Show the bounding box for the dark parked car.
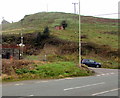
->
[81,59,101,68]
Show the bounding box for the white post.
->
[21,32,23,58]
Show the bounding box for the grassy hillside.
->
[2,12,79,42]
[80,16,118,68]
[2,12,118,48]
[2,12,119,69]
[81,16,118,49]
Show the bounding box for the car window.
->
[82,59,86,62]
[89,60,95,63]
[83,59,89,63]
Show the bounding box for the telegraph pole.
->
[78,0,81,67]
[72,3,78,14]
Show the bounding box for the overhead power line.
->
[94,13,120,16]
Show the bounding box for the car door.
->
[88,60,95,67]
[84,59,91,67]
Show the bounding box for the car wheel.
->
[96,65,100,68]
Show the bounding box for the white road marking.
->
[106,73,110,75]
[29,95,34,96]
[96,72,116,77]
[96,75,101,76]
[55,78,73,81]
[64,82,105,91]
[35,81,41,84]
[54,79,65,81]
[92,88,120,96]
[65,77,74,80]
[15,83,23,86]
[110,72,115,74]
[35,80,49,83]
[101,74,105,76]
[41,81,48,82]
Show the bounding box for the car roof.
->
[83,59,93,60]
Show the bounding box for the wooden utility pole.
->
[78,0,81,67]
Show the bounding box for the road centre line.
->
[64,82,105,91]
[92,88,120,96]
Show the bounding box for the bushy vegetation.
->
[35,26,50,46]
[61,20,68,30]
[2,59,34,75]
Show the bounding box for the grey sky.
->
[0,0,119,23]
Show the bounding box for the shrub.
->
[61,20,68,30]
[35,32,42,45]
[42,26,50,38]
[16,68,30,74]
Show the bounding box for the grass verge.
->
[2,61,94,82]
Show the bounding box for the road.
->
[2,68,119,97]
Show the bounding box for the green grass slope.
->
[2,12,118,48]
[2,12,79,42]
[81,16,118,49]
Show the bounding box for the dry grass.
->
[2,59,34,75]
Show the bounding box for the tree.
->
[42,26,50,38]
[35,32,42,46]
[61,20,68,30]
[35,27,50,46]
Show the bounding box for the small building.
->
[55,25,63,30]
[1,44,20,59]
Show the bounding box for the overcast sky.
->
[0,0,119,23]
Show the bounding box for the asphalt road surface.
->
[2,68,119,97]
